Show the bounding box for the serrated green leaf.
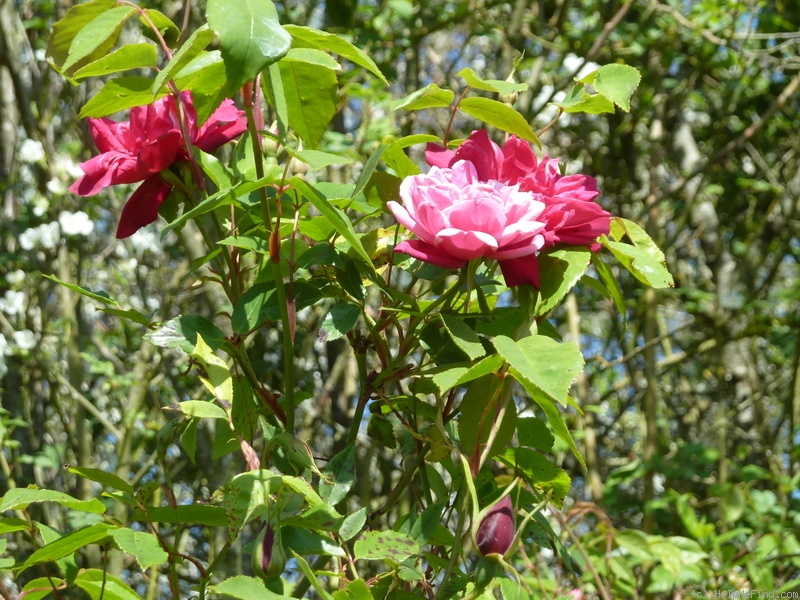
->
[353,530,419,562]
[332,579,372,600]
[72,43,157,80]
[0,488,106,514]
[555,84,615,115]
[191,335,233,404]
[291,178,374,267]
[43,274,117,306]
[593,64,641,112]
[457,68,527,95]
[20,523,116,571]
[206,0,291,94]
[68,466,133,494]
[457,375,516,458]
[140,9,180,47]
[389,83,454,111]
[440,314,485,360]
[320,445,355,505]
[516,417,555,452]
[493,335,584,405]
[74,569,140,600]
[47,0,116,70]
[319,304,361,342]
[279,59,337,148]
[109,528,168,570]
[535,247,592,316]
[367,414,396,449]
[61,6,136,73]
[210,575,292,599]
[285,47,341,70]
[339,507,368,542]
[429,353,504,395]
[498,447,571,507]
[79,76,170,119]
[152,25,217,95]
[166,400,227,419]
[458,97,540,146]
[145,314,227,354]
[284,24,387,84]
[294,149,354,171]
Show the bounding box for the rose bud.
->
[474,494,515,557]
[252,523,286,580]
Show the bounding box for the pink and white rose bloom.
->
[395,129,612,287]
[388,160,547,271]
[70,93,247,239]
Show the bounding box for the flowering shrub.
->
[0,1,672,599]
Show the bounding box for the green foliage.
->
[5,0,798,598]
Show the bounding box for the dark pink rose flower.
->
[388,160,546,269]
[412,130,611,286]
[475,495,515,557]
[70,94,248,238]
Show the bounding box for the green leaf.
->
[166,400,227,420]
[367,414,396,449]
[353,530,419,562]
[47,0,116,70]
[191,335,233,404]
[294,149,354,171]
[498,447,571,507]
[140,9,181,47]
[352,143,387,200]
[60,5,136,74]
[493,335,584,405]
[131,504,227,527]
[429,354,504,395]
[0,487,106,514]
[206,0,291,94]
[591,253,625,315]
[320,445,356,505]
[285,47,341,70]
[332,579,372,600]
[145,315,227,354]
[458,97,540,146]
[381,140,420,179]
[535,247,592,316]
[457,68,527,95]
[43,274,116,306]
[291,552,335,600]
[516,417,555,452]
[389,83,454,111]
[20,523,116,571]
[284,24,387,84]
[605,217,673,288]
[339,507,368,542]
[279,58,338,148]
[72,43,157,80]
[21,577,66,600]
[210,575,292,599]
[457,375,516,457]
[67,466,133,494]
[291,178,374,267]
[283,526,344,557]
[319,304,361,342]
[554,84,615,115]
[152,25,217,95]
[79,76,170,119]
[440,315,485,361]
[109,528,168,570]
[532,392,583,468]
[74,569,140,600]
[592,64,641,112]
[0,517,29,535]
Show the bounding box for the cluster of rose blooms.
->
[71,96,610,288]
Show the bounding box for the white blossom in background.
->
[47,178,67,195]
[13,329,36,350]
[59,211,94,237]
[18,139,45,164]
[6,270,25,285]
[0,290,26,316]
[19,222,60,250]
[562,53,600,81]
[129,228,163,254]
[34,48,46,62]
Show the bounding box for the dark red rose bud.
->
[475,495,515,557]
[252,523,286,580]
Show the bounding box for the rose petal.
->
[394,239,467,269]
[115,176,173,239]
[498,255,541,288]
